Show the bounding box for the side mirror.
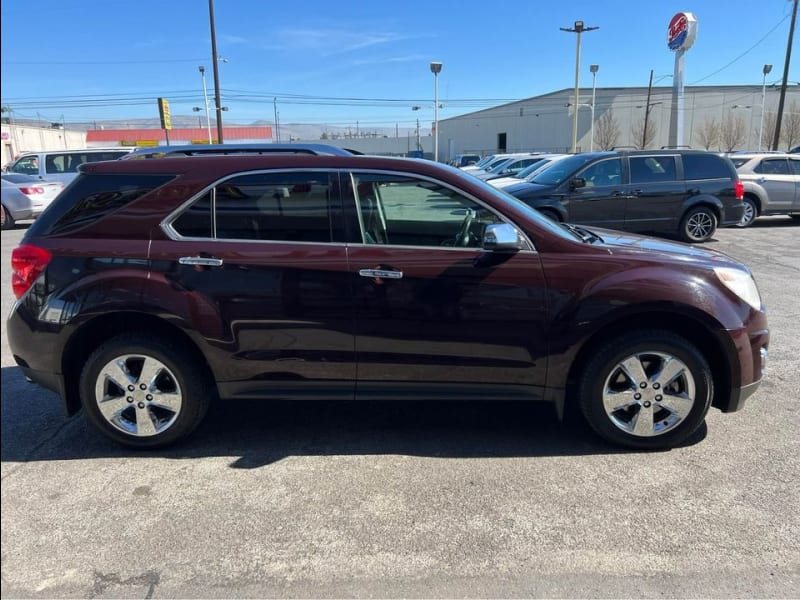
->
[570,177,586,190]
[482,223,526,252]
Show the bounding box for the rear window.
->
[682,154,733,180]
[26,173,174,236]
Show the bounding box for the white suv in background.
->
[5,148,133,185]
[730,152,800,227]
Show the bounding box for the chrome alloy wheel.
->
[738,200,756,227]
[686,211,715,241]
[602,351,696,437]
[94,354,183,437]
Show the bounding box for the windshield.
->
[513,159,549,179]
[449,167,583,243]
[530,154,603,185]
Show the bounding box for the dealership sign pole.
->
[667,12,697,148]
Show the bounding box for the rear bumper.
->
[720,203,744,226]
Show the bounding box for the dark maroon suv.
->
[7,149,769,449]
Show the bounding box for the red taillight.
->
[11,244,52,299]
[734,181,744,200]
[19,186,45,195]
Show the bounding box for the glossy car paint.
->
[507,151,743,233]
[7,155,767,422]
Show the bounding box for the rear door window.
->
[171,171,336,243]
[754,158,791,175]
[629,156,678,183]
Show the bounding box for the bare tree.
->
[696,118,721,150]
[720,113,746,152]
[781,100,800,151]
[594,109,620,150]
[631,116,657,150]
[758,111,778,151]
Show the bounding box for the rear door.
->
[344,170,550,401]
[624,154,685,232]
[755,158,796,210]
[150,169,356,401]
[790,157,800,209]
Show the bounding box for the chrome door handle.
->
[358,268,403,279]
[179,256,224,267]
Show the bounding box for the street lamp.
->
[589,64,599,151]
[430,61,443,162]
[560,20,599,153]
[197,66,213,144]
[759,64,773,151]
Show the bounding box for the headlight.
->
[714,267,762,310]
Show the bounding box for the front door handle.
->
[179,256,224,267]
[359,268,403,279]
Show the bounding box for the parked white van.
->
[4,148,133,184]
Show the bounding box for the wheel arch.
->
[61,311,217,415]
[564,309,736,416]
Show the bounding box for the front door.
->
[565,157,626,229]
[345,171,550,401]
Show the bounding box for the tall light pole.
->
[199,66,213,144]
[560,21,599,153]
[430,61,443,162]
[208,0,224,143]
[589,64,599,151]
[759,64,773,151]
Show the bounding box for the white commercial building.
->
[438,85,800,161]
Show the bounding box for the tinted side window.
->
[27,174,175,236]
[790,159,800,175]
[754,159,790,175]
[682,154,732,180]
[174,172,334,242]
[629,156,677,184]
[577,158,622,187]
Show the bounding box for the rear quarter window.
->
[682,154,734,180]
[26,173,175,236]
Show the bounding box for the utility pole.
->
[642,69,654,149]
[772,0,798,150]
[208,0,224,143]
[273,97,280,142]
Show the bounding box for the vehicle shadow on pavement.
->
[0,366,707,468]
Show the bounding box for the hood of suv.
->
[592,227,737,264]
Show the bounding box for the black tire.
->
[679,206,717,243]
[790,215,800,222]
[80,333,213,448]
[736,197,758,228]
[1,205,14,230]
[578,330,713,450]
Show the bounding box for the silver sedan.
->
[1,174,64,230]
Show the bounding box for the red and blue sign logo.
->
[668,12,697,51]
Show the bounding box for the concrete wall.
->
[1,125,86,165]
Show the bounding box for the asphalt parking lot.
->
[1,219,799,598]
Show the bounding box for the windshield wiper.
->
[560,222,603,244]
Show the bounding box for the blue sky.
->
[1,0,797,129]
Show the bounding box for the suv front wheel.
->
[80,333,212,448]
[578,330,713,450]
[680,206,718,243]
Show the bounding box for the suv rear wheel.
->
[680,206,717,243]
[80,334,212,448]
[737,197,758,228]
[578,330,712,450]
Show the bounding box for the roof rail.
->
[121,143,355,160]
[660,145,693,149]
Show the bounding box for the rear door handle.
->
[359,268,403,279]
[179,256,224,267]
